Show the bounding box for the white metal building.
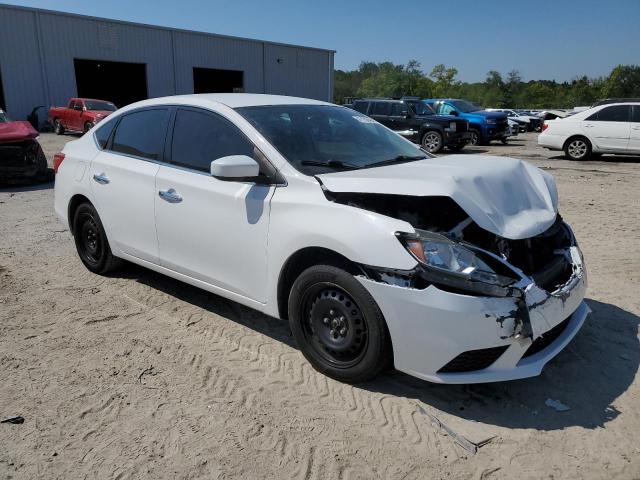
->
[0,4,335,122]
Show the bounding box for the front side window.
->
[390,103,406,116]
[236,104,428,175]
[111,109,169,160]
[587,105,630,122]
[632,105,640,123]
[170,108,255,173]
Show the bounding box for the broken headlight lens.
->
[397,229,517,293]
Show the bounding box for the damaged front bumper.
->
[357,245,589,384]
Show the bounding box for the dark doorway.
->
[193,67,243,93]
[74,59,148,108]
[0,66,6,111]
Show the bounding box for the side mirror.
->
[210,155,260,180]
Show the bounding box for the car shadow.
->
[549,154,640,163]
[118,262,638,431]
[0,171,54,190]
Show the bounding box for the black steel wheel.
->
[83,121,94,133]
[73,203,121,274]
[288,265,391,383]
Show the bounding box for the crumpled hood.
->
[317,155,559,240]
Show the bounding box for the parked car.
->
[423,99,509,145]
[487,109,543,132]
[54,94,589,384]
[0,108,48,181]
[538,102,640,160]
[351,98,471,153]
[48,98,117,135]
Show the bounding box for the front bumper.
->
[357,246,589,384]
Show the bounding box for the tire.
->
[469,129,482,146]
[83,121,94,133]
[72,203,122,274]
[421,130,444,153]
[564,136,591,161]
[54,119,65,135]
[288,265,391,383]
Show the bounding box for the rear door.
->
[154,107,275,302]
[582,105,631,150]
[369,102,393,127]
[89,108,170,263]
[388,102,411,132]
[629,105,640,152]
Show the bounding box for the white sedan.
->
[538,102,640,160]
[54,94,589,384]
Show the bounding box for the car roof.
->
[120,93,333,110]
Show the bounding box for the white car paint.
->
[538,102,640,155]
[54,93,589,384]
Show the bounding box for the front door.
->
[89,108,170,263]
[154,107,274,302]
[628,105,640,152]
[582,104,631,151]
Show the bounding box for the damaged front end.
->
[325,191,586,356]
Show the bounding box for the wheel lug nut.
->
[339,327,347,335]
[323,317,329,325]
[329,309,335,315]
[340,316,345,322]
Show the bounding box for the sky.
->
[4,0,640,82]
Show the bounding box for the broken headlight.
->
[397,229,517,296]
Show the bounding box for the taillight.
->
[542,122,549,132]
[53,152,65,173]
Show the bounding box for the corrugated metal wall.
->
[0,4,334,121]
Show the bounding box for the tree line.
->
[334,62,640,109]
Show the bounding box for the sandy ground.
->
[1,132,639,479]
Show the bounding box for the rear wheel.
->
[73,203,121,274]
[564,136,591,161]
[421,131,444,153]
[288,265,391,383]
[54,119,64,135]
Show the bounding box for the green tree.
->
[602,65,640,98]
[429,64,459,97]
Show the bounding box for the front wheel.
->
[288,265,391,383]
[564,137,591,161]
[421,131,444,153]
[73,203,122,274]
[469,129,482,146]
[54,119,64,135]
[83,121,94,133]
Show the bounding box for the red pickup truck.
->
[48,98,117,135]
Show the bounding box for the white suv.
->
[54,94,589,384]
[538,102,640,160]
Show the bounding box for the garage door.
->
[74,58,148,108]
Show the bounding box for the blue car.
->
[423,99,509,145]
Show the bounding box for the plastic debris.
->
[545,398,570,412]
[418,405,495,454]
[1,416,25,424]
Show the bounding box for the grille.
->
[437,345,509,373]
[0,140,38,168]
[522,317,570,358]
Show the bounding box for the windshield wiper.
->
[301,160,360,170]
[368,155,427,168]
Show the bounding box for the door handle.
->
[92,173,110,184]
[583,124,594,128]
[632,126,640,130]
[158,188,183,203]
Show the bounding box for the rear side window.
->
[587,105,630,122]
[352,101,369,114]
[631,106,640,122]
[111,109,170,160]
[94,117,117,149]
[438,103,457,115]
[170,108,254,173]
[371,102,391,115]
[390,103,406,116]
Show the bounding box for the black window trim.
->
[96,104,285,185]
[586,104,632,122]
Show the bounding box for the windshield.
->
[236,105,430,175]
[450,100,483,113]
[84,100,117,111]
